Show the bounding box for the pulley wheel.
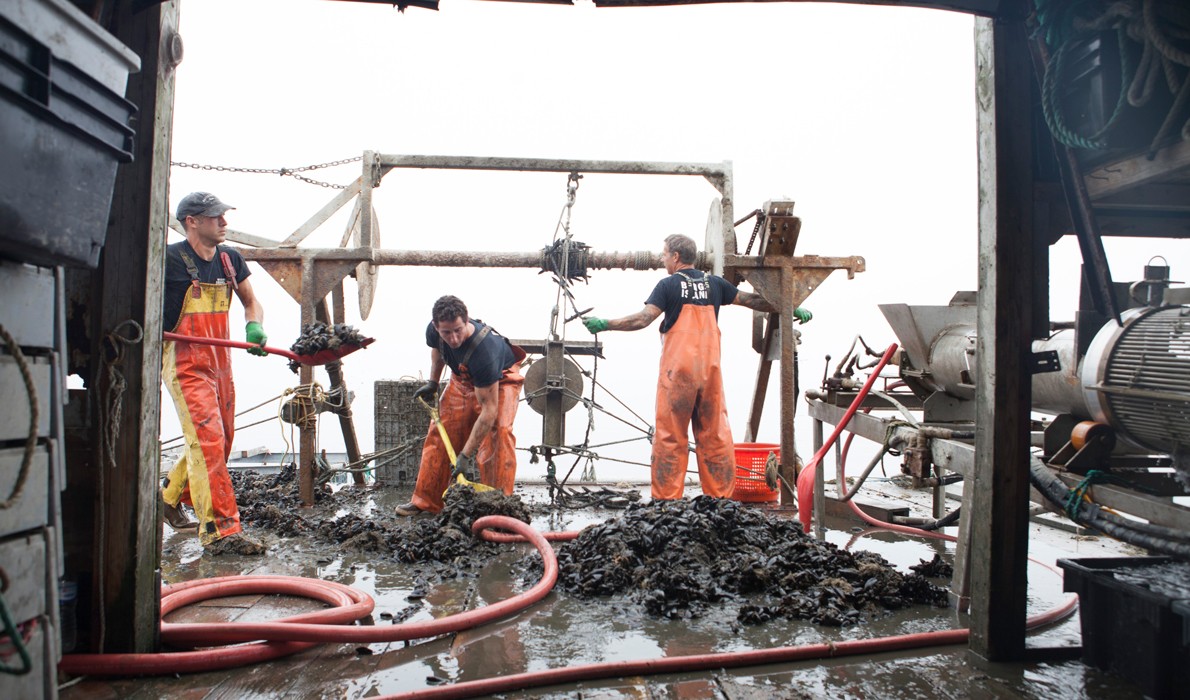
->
[346,199,380,321]
[523,357,584,416]
[1071,421,1116,451]
[703,197,724,276]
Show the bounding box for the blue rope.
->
[1063,468,1129,520]
[1033,0,1137,149]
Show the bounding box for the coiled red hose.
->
[60,515,556,675]
[61,475,1077,696]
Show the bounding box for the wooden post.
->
[299,259,317,506]
[778,266,798,506]
[317,298,364,485]
[69,1,178,653]
[967,13,1034,661]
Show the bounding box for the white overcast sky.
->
[162,0,1186,480]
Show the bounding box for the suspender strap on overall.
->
[458,325,492,367]
[179,250,202,299]
[180,246,238,295]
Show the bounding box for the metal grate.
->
[1102,308,1190,454]
[373,380,432,485]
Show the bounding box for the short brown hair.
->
[663,234,697,264]
[431,295,469,324]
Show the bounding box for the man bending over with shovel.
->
[397,295,526,516]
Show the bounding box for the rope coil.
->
[0,324,38,510]
[1035,0,1190,154]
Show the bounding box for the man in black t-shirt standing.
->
[396,295,526,516]
[582,234,811,501]
[160,192,269,555]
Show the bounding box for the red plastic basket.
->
[730,443,780,503]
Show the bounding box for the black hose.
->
[1029,456,1190,560]
[919,507,963,531]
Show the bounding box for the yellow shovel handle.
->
[418,396,456,466]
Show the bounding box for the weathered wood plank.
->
[76,0,178,654]
[1084,137,1190,200]
[967,15,1034,661]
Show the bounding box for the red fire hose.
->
[60,515,555,675]
[61,468,1078,695]
[797,343,899,532]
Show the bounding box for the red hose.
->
[60,515,556,676]
[59,576,368,675]
[479,528,579,544]
[61,491,1078,694]
[378,423,1080,700]
[797,343,899,532]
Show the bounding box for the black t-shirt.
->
[163,241,250,331]
[645,268,738,333]
[424,320,517,388]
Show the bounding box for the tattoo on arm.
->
[734,291,777,313]
[611,305,662,331]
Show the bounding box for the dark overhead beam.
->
[1093,184,1190,214]
[1084,138,1190,200]
[592,0,1002,15]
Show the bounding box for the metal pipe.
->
[376,154,731,179]
[239,247,674,271]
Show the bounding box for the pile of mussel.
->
[286,321,368,371]
[538,496,950,625]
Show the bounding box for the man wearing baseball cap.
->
[160,192,268,555]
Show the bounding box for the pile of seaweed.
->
[230,466,530,569]
[531,495,950,626]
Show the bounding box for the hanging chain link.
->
[171,156,363,189]
[547,172,584,340]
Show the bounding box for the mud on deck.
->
[59,471,1147,699]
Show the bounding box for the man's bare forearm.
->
[734,291,777,314]
[608,308,658,331]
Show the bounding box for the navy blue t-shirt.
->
[425,320,517,388]
[163,241,250,332]
[645,269,738,333]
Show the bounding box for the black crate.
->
[1059,557,1190,700]
[0,13,136,268]
[374,380,437,485]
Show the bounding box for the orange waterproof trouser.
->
[411,366,524,513]
[651,304,735,500]
[161,282,242,545]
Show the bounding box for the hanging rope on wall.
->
[1034,0,1190,155]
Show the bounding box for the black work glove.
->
[451,452,479,482]
[412,380,439,404]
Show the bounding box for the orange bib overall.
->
[651,304,735,500]
[410,364,524,513]
[161,277,242,545]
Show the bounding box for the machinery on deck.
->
[805,260,1190,592]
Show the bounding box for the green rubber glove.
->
[245,321,268,356]
[794,307,812,324]
[583,317,609,334]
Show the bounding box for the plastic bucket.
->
[731,443,780,503]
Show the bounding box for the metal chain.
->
[171,156,362,189]
[547,172,583,340]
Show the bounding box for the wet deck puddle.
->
[103,472,1147,699]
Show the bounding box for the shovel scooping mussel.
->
[415,396,495,495]
[163,333,373,366]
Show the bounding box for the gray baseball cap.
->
[176,192,235,220]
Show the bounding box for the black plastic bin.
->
[1059,557,1190,700]
[0,12,137,268]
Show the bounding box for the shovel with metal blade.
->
[416,396,495,495]
[163,332,374,366]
